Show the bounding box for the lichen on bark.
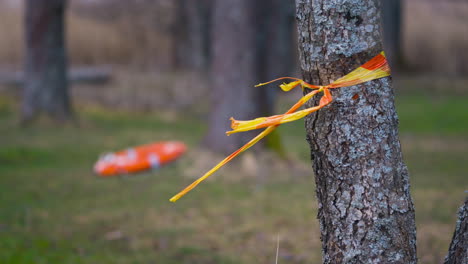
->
[444,198,468,264]
[295,0,417,263]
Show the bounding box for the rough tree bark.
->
[22,0,72,123]
[444,198,468,264]
[381,0,403,70]
[296,1,417,263]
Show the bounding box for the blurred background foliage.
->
[0,0,467,263]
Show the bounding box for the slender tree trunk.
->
[203,0,258,154]
[172,0,212,71]
[295,1,417,263]
[22,0,72,123]
[254,0,296,154]
[204,0,295,154]
[381,0,403,70]
[444,198,468,264]
[254,0,296,117]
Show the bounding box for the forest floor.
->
[0,80,467,263]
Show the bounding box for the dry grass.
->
[70,70,211,115]
[0,4,22,68]
[0,2,175,68]
[66,13,133,66]
[404,1,468,75]
[1,1,468,75]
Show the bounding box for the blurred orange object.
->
[94,141,187,177]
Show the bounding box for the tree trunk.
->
[444,198,468,264]
[203,0,258,154]
[295,1,417,263]
[254,0,296,117]
[172,0,212,71]
[204,0,295,154]
[253,0,296,154]
[22,0,72,123]
[381,0,403,70]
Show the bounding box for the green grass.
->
[396,94,468,135]
[0,94,467,263]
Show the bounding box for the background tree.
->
[254,0,296,154]
[21,0,72,123]
[295,0,417,262]
[254,0,296,117]
[172,0,212,71]
[381,0,403,70]
[203,0,258,154]
[204,0,295,154]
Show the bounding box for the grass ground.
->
[0,90,467,263]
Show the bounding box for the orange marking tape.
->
[170,52,391,202]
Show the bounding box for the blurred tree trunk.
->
[22,0,72,123]
[172,0,212,71]
[203,0,257,154]
[254,0,296,117]
[204,0,295,154]
[254,0,296,154]
[381,0,403,70]
[444,198,467,264]
[296,0,417,263]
